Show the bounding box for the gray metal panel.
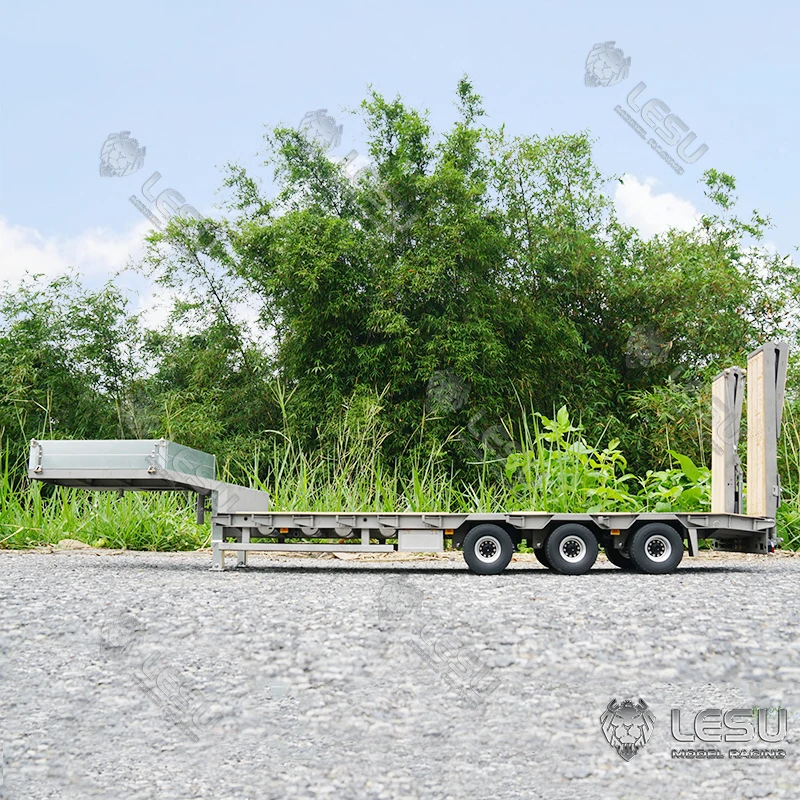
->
[29,438,216,484]
[30,438,157,472]
[680,513,774,533]
[212,483,271,514]
[29,439,271,520]
[161,440,216,480]
[504,514,553,530]
[589,513,639,530]
[30,468,214,493]
[398,530,444,552]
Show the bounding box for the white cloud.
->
[613,174,700,239]
[0,215,152,285]
[0,215,192,337]
[0,215,269,347]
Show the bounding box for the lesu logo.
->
[584,41,709,176]
[671,708,788,743]
[601,700,790,761]
[626,82,708,165]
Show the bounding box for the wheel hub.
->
[475,535,501,563]
[644,534,672,563]
[560,535,586,562]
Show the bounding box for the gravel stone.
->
[2,549,799,799]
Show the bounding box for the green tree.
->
[137,78,798,475]
[0,274,143,469]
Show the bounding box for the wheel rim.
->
[644,534,672,563]
[475,535,502,564]
[559,535,586,563]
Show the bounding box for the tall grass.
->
[2,405,799,551]
[777,403,800,549]
[0,472,208,550]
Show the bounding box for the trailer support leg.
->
[687,528,699,557]
[236,528,251,568]
[211,512,225,572]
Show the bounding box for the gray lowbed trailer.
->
[28,343,789,576]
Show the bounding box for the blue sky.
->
[1,0,798,317]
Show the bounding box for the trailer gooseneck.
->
[28,343,789,576]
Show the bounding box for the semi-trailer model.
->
[28,343,789,576]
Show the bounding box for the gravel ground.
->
[2,547,800,800]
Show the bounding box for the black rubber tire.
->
[627,523,684,574]
[463,524,515,575]
[604,544,636,570]
[533,547,553,569]
[544,524,598,575]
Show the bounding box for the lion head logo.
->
[600,698,656,761]
[624,325,673,369]
[298,109,343,151]
[99,131,146,177]
[376,576,424,621]
[585,41,631,88]
[425,370,469,415]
